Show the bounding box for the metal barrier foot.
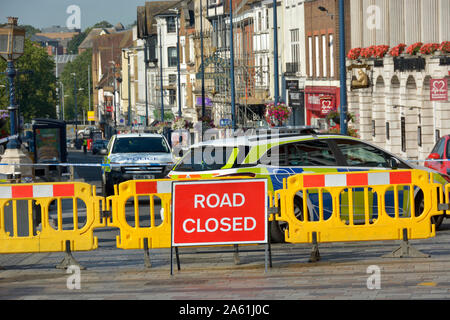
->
[308,232,321,263]
[143,238,151,269]
[56,241,85,270]
[383,229,430,259]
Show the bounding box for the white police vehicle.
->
[102,133,174,196]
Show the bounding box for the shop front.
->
[304,86,340,130]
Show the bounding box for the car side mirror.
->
[388,157,399,170]
[428,153,441,160]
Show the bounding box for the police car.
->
[168,130,449,242]
[102,133,174,196]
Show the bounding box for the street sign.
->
[220,118,232,126]
[171,179,268,247]
[430,78,448,101]
[87,111,95,121]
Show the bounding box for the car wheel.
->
[270,196,303,243]
[414,190,444,230]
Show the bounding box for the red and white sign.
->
[430,78,448,101]
[320,96,334,115]
[172,179,267,247]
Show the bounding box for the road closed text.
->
[194,193,245,208]
[172,180,267,246]
[183,217,257,233]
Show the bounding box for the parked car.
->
[102,133,174,196]
[91,139,109,155]
[169,130,449,242]
[425,135,450,177]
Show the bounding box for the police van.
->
[102,133,174,196]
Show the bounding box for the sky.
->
[0,0,149,31]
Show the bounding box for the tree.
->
[21,24,41,37]
[0,38,57,124]
[59,49,93,123]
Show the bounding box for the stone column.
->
[439,0,450,42]
[404,0,421,45]
[421,0,439,43]
[350,0,363,48]
[362,0,375,47]
[358,88,373,141]
[419,91,435,159]
[372,81,386,147]
[374,0,389,45]
[388,0,404,46]
[385,82,401,155]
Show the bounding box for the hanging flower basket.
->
[154,121,171,134]
[264,102,292,127]
[198,116,215,130]
[171,116,193,130]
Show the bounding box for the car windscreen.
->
[173,146,237,171]
[112,137,170,153]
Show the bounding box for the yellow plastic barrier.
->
[106,179,173,250]
[0,182,105,254]
[272,169,442,244]
[106,177,253,251]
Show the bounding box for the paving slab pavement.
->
[2,220,450,303]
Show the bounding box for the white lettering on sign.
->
[194,193,245,208]
[182,217,256,233]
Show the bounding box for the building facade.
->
[347,0,450,160]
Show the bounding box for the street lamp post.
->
[0,17,25,150]
[0,17,32,180]
[159,27,164,122]
[229,0,236,130]
[176,10,182,118]
[71,73,78,139]
[110,61,118,132]
[200,0,206,118]
[144,38,150,126]
[272,0,280,105]
[338,0,348,135]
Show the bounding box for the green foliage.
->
[67,30,91,54]
[59,48,93,122]
[67,21,112,54]
[92,21,113,28]
[153,109,174,122]
[21,25,41,37]
[0,38,57,122]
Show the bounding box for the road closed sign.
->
[172,179,268,246]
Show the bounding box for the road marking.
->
[417,282,437,287]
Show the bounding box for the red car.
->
[425,135,450,178]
